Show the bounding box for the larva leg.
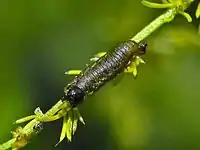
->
[65,70,82,75]
[90,52,106,62]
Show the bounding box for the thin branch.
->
[132,0,194,42]
[0,100,66,150]
[131,8,176,42]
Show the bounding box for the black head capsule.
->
[137,42,147,56]
[64,86,85,107]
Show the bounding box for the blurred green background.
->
[0,0,200,150]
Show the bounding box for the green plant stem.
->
[0,100,65,150]
[0,139,16,150]
[131,8,177,43]
[131,0,194,42]
[0,0,195,149]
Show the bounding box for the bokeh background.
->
[0,0,200,150]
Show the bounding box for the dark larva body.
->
[64,40,146,107]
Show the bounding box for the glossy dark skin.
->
[64,40,147,107]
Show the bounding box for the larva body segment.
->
[64,40,147,107]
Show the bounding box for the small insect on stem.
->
[64,40,147,107]
[33,123,43,134]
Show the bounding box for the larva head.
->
[65,86,85,107]
[137,42,147,56]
